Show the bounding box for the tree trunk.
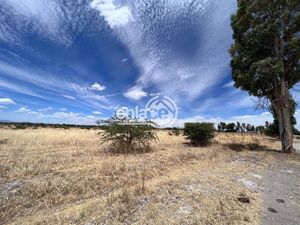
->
[272,80,295,154]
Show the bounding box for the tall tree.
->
[230,0,300,153]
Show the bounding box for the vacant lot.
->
[0,128,296,225]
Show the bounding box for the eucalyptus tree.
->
[230,0,300,153]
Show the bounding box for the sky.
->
[0,0,299,128]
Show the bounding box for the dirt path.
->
[262,152,300,225]
[293,140,300,154]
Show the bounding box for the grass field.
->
[0,128,281,225]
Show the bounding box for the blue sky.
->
[0,0,299,127]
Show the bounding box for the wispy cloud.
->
[1,0,91,46]
[90,0,236,105]
[12,106,103,125]
[0,98,15,105]
[93,111,102,115]
[222,81,234,88]
[0,60,65,91]
[124,86,148,101]
[38,107,53,112]
[1,0,63,44]
[15,107,31,113]
[0,59,113,111]
[0,79,43,98]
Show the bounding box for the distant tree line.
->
[217,122,259,133]
[0,122,101,130]
[217,120,300,137]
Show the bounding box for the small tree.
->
[220,122,227,131]
[98,117,158,154]
[226,123,236,132]
[265,122,279,138]
[256,125,266,133]
[184,122,215,146]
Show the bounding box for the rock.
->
[176,206,192,215]
[238,193,250,203]
[268,207,278,213]
[276,199,285,203]
[238,178,260,191]
[250,173,262,179]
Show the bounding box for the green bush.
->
[184,122,215,146]
[99,117,158,154]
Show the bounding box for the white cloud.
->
[90,0,133,28]
[52,112,81,119]
[93,111,102,115]
[0,60,68,93]
[16,107,31,113]
[62,95,76,100]
[90,82,106,91]
[0,79,43,98]
[124,86,148,101]
[0,105,6,109]
[0,98,15,105]
[1,0,90,46]
[60,108,67,111]
[2,0,63,44]
[0,59,113,111]
[38,107,53,112]
[222,81,234,88]
[0,61,106,111]
[91,0,236,105]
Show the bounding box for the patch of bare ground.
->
[0,128,285,224]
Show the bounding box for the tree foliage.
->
[98,117,158,154]
[230,0,300,153]
[184,123,215,146]
[230,0,300,95]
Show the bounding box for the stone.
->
[238,193,250,203]
[268,207,278,213]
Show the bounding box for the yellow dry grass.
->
[0,128,280,225]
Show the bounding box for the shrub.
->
[14,124,27,130]
[99,117,158,154]
[168,127,181,136]
[184,122,215,146]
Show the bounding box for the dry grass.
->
[0,128,280,225]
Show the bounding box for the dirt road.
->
[262,148,300,225]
